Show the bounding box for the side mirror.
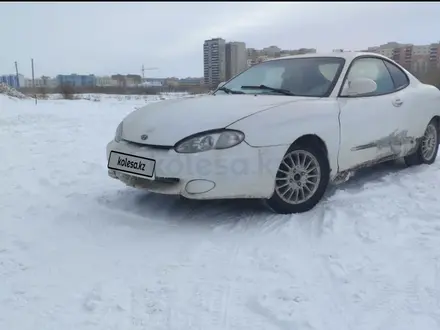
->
[217,81,226,88]
[342,78,377,96]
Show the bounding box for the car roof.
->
[265,51,390,62]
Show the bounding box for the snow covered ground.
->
[1,94,440,330]
[41,92,191,101]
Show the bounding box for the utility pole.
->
[14,61,19,85]
[31,58,35,88]
[31,58,37,105]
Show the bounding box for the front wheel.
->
[265,144,330,214]
[404,119,439,166]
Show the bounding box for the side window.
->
[383,60,409,90]
[346,57,395,95]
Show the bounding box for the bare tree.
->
[36,87,48,100]
[420,67,440,88]
[59,84,76,100]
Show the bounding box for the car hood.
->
[121,94,318,146]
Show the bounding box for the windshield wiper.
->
[240,84,296,96]
[217,86,245,94]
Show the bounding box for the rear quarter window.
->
[383,60,409,90]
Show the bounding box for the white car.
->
[106,52,440,214]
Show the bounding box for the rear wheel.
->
[265,144,330,214]
[404,119,439,166]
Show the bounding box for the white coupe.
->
[106,52,440,214]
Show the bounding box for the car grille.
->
[123,139,173,150]
[113,171,181,193]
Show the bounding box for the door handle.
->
[392,98,403,107]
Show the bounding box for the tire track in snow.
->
[129,284,171,330]
[220,244,240,330]
[4,96,440,330]
[157,238,246,329]
[246,296,298,330]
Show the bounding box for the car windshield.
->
[218,56,345,97]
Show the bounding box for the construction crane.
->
[141,65,159,79]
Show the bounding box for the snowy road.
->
[1,94,440,330]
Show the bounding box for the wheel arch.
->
[291,134,329,164]
[420,116,440,139]
[266,133,331,214]
[432,115,440,131]
[404,115,440,166]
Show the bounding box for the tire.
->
[265,143,330,214]
[404,119,439,166]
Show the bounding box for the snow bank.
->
[44,91,200,102]
[0,83,29,99]
[1,94,440,330]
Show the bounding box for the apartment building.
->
[246,48,258,61]
[245,46,317,67]
[366,42,401,58]
[411,45,430,76]
[261,46,281,57]
[288,48,317,55]
[365,41,440,77]
[178,77,203,86]
[110,74,142,87]
[259,45,317,57]
[24,76,57,88]
[429,42,440,69]
[203,38,226,87]
[96,76,118,87]
[0,74,25,89]
[225,41,247,80]
[57,74,96,87]
[142,78,165,87]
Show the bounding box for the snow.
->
[0,83,29,99]
[1,93,440,330]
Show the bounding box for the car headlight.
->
[114,122,123,142]
[174,129,245,153]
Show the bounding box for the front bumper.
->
[106,139,287,199]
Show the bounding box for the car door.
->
[382,59,418,137]
[337,56,412,172]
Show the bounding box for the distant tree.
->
[59,83,76,100]
[36,87,48,99]
[41,75,50,85]
[420,68,440,88]
[126,74,142,85]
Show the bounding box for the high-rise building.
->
[246,48,258,61]
[411,45,430,77]
[245,46,316,67]
[57,74,96,87]
[203,38,226,87]
[429,42,440,69]
[0,74,24,89]
[225,41,247,80]
[261,46,281,57]
[365,41,440,76]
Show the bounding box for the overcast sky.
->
[1,2,440,79]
